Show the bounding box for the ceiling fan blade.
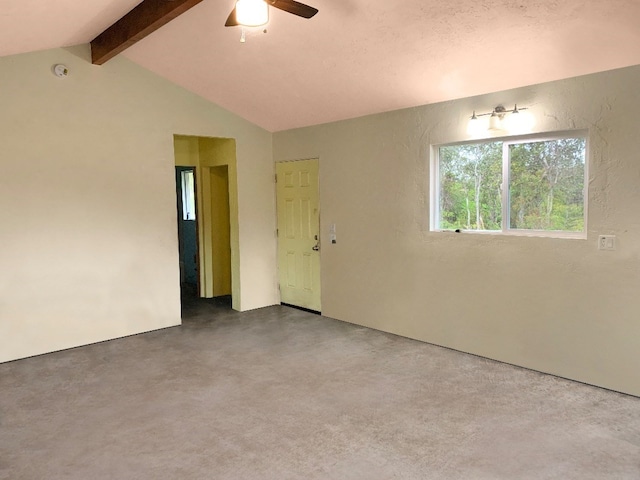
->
[267,0,318,19]
[225,7,239,26]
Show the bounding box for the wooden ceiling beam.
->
[90,0,204,65]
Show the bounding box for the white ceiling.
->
[2,0,640,132]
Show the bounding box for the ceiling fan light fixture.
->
[236,0,269,27]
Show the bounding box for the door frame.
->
[174,135,241,310]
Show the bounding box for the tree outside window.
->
[434,133,587,236]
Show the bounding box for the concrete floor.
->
[1,297,639,479]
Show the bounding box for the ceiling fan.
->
[225,0,318,27]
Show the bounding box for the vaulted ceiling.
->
[2,0,640,132]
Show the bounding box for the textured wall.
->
[273,65,640,397]
[0,45,278,362]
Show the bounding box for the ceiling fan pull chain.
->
[240,27,246,43]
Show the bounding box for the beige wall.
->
[0,45,278,363]
[273,65,640,397]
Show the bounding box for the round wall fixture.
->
[53,64,69,78]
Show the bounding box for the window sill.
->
[432,229,587,240]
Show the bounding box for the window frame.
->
[430,130,589,239]
[180,169,197,221]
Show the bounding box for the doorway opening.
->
[174,135,240,311]
[209,165,232,300]
[175,167,199,299]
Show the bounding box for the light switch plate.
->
[598,235,616,251]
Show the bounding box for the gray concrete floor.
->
[1,296,639,479]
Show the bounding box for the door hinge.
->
[275,173,278,183]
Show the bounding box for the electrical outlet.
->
[598,235,616,251]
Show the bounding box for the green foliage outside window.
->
[437,136,586,233]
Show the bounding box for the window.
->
[432,132,587,237]
[181,170,196,221]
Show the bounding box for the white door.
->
[276,159,321,311]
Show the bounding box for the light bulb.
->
[506,109,535,133]
[236,0,269,27]
[489,112,503,131]
[467,112,484,137]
